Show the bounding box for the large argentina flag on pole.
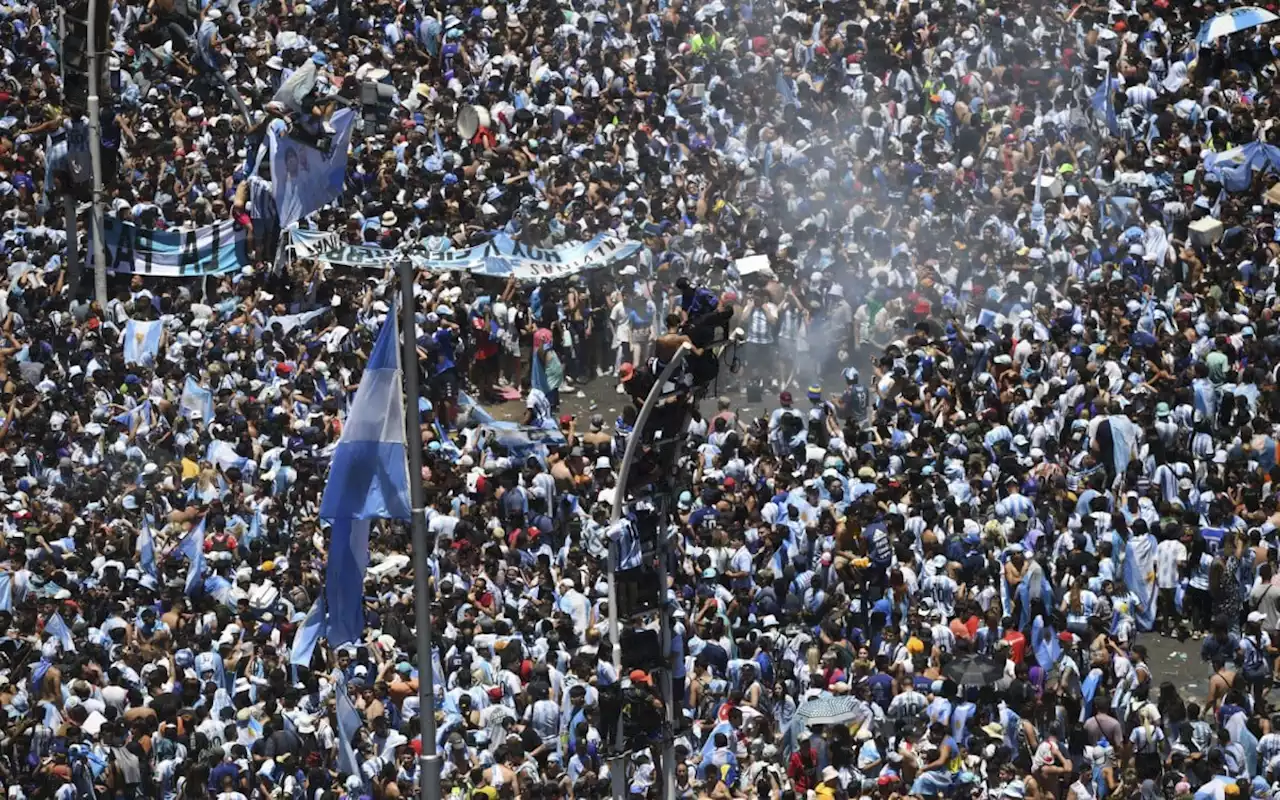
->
[318,311,412,645]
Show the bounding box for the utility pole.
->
[64,0,110,306]
[398,258,441,800]
[56,9,82,299]
[86,0,108,308]
[655,500,677,800]
[608,344,691,800]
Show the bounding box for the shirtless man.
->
[655,313,704,363]
[1204,657,1238,716]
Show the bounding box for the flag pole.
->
[399,257,441,800]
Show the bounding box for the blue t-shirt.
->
[431,329,455,374]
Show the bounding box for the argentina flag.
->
[138,517,158,578]
[113,401,153,430]
[291,593,327,668]
[335,670,364,777]
[1091,66,1119,136]
[45,613,76,652]
[318,311,411,646]
[178,518,208,597]
[123,319,164,366]
[180,376,215,422]
[319,312,411,521]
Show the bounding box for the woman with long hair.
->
[1186,532,1214,638]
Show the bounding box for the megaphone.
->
[456,105,492,139]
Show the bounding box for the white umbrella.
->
[794,696,866,726]
[1198,6,1279,45]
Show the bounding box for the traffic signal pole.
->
[86,0,108,308]
[608,343,691,800]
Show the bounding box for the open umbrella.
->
[794,696,867,727]
[1197,6,1279,45]
[943,654,1004,686]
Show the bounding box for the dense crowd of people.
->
[8,0,1280,798]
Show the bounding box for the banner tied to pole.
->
[309,231,641,282]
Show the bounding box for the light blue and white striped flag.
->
[205,440,251,473]
[335,670,363,777]
[245,509,263,547]
[291,593,327,668]
[265,307,328,336]
[178,518,207,597]
[324,519,371,646]
[319,312,411,520]
[123,319,164,366]
[138,518,158,578]
[180,376,215,422]
[317,310,411,648]
[45,613,76,652]
[113,401,153,430]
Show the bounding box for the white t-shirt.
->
[1155,540,1187,590]
[525,389,552,428]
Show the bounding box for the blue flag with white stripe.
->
[205,440,251,473]
[246,509,263,547]
[317,311,411,649]
[113,401,153,430]
[123,319,164,366]
[324,518,371,646]
[0,571,10,612]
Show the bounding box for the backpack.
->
[1243,635,1269,682]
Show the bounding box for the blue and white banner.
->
[270,108,357,229]
[1197,6,1279,45]
[98,217,249,277]
[288,228,342,258]
[316,232,641,282]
